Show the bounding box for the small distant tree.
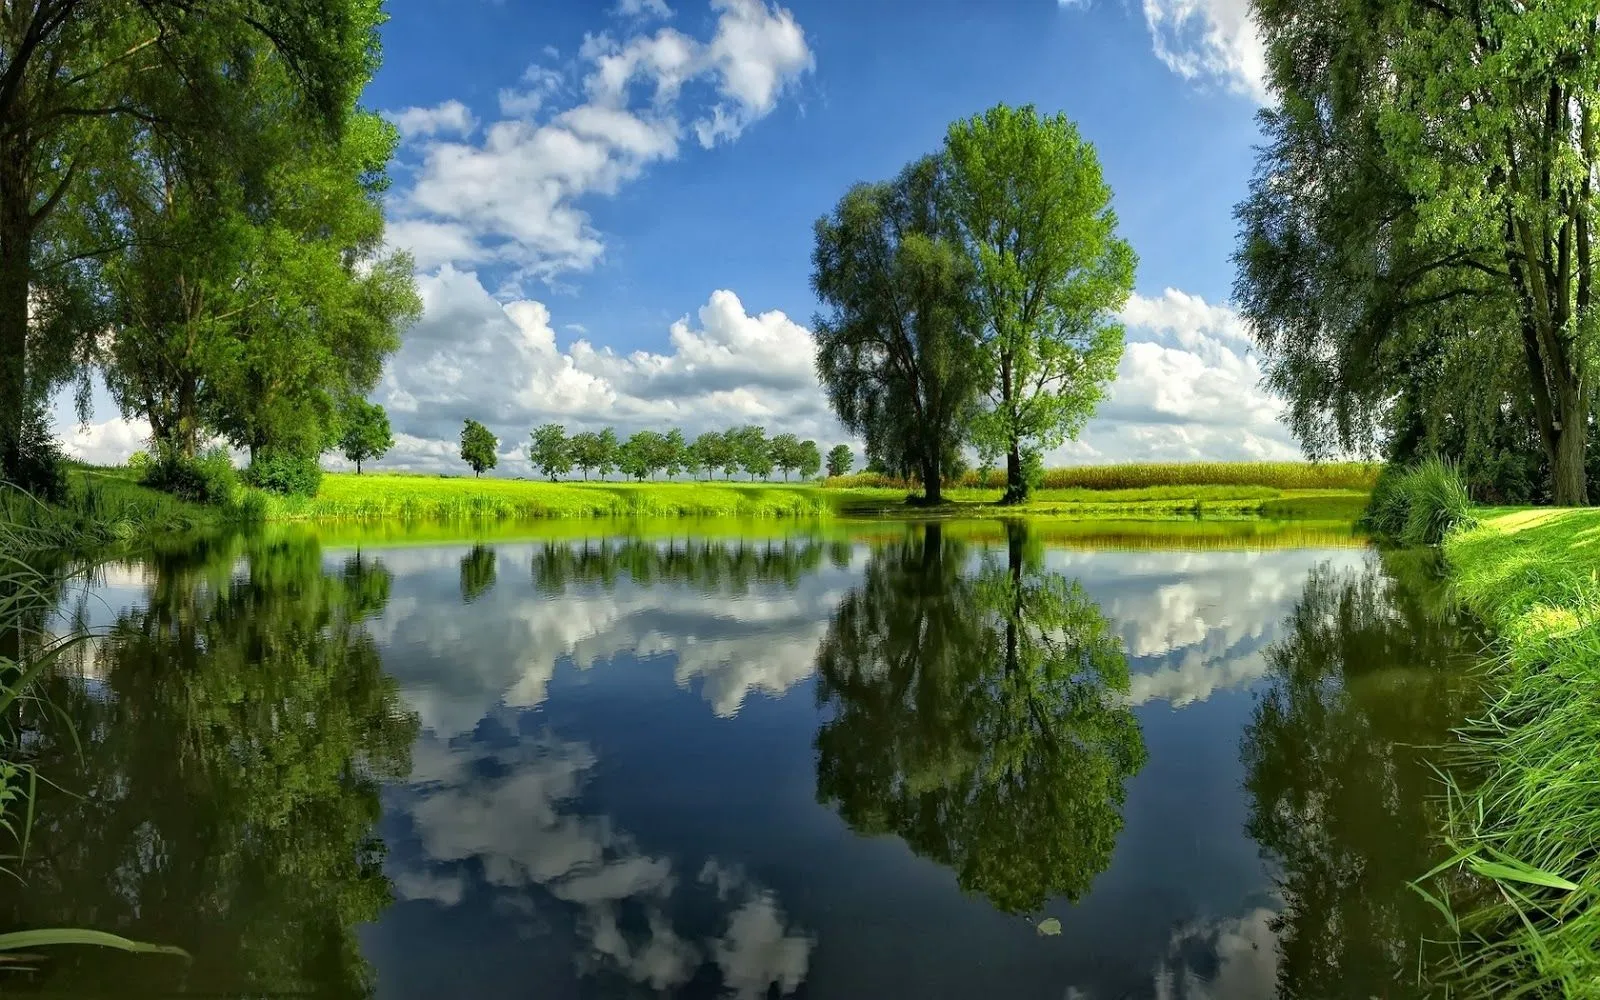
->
[733,425,772,480]
[339,399,393,474]
[689,431,725,480]
[595,428,620,479]
[663,429,687,480]
[460,419,498,478]
[797,440,823,480]
[570,431,602,480]
[770,433,802,481]
[826,444,854,478]
[530,423,572,481]
[617,436,650,481]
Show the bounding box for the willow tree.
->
[1237,1,1600,505]
[0,1,387,489]
[812,156,983,504]
[943,105,1134,503]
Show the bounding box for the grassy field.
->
[826,460,1381,492]
[47,462,1378,531]
[269,473,830,521]
[1432,508,1600,995]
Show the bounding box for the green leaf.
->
[1035,917,1062,937]
[0,929,189,959]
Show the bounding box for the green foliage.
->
[459,544,497,602]
[141,445,240,506]
[828,461,1380,492]
[1362,459,1477,545]
[825,444,854,478]
[796,439,822,481]
[663,429,687,479]
[943,104,1135,503]
[459,420,498,478]
[246,449,323,498]
[338,399,393,474]
[1433,510,1600,995]
[1,407,68,503]
[1236,0,1600,504]
[732,425,773,480]
[813,156,985,503]
[0,1,395,487]
[530,424,572,481]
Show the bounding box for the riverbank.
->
[1436,508,1600,995]
[47,462,1375,538]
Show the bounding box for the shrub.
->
[1362,457,1476,545]
[246,450,323,497]
[1,407,67,502]
[141,444,239,505]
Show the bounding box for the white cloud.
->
[1141,0,1269,103]
[616,0,674,18]
[1055,288,1300,465]
[56,415,150,466]
[385,99,479,140]
[385,0,813,284]
[371,270,840,474]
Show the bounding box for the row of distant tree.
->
[457,420,856,482]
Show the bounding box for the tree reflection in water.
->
[814,521,1147,914]
[0,531,418,998]
[1240,550,1482,999]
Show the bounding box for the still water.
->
[10,520,1481,999]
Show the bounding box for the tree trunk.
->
[1551,395,1589,506]
[0,141,31,482]
[921,452,942,505]
[1001,444,1025,504]
[356,459,362,474]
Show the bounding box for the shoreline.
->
[1433,509,1600,994]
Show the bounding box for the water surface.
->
[9,519,1482,998]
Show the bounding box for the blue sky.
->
[58,0,1293,472]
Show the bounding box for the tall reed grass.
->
[1363,458,1477,545]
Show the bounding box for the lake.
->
[8,518,1484,999]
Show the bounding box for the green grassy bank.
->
[1435,509,1600,996]
[46,461,1375,534]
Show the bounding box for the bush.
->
[246,450,323,497]
[1,408,68,502]
[140,444,239,505]
[1361,457,1476,545]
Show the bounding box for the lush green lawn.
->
[1434,508,1600,995]
[828,484,1369,520]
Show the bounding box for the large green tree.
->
[814,523,1146,913]
[530,423,572,480]
[1236,1,1600,505]
[0,1,389,489]
[943,105,1134,503]
[813,157,984,504]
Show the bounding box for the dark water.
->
[7,520,1483,999]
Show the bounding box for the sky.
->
[54,0,1293,474]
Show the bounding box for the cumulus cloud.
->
[56,415,151,466]
[1140,0,1269,103]
[1055,288,1299,465]
[371,269,839,474]
[385,0,813,283]
[384,99,479,140]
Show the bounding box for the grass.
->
[828,484,1370,521]
[826,460,1381,492]
[272,473,831,521]
[1428,508,1600,997]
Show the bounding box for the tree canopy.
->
[339,398,393,474]
[1235,0,1600,504]
[0,1,412,492]
[944,105,1134,502]
[459,419,497,477]
[813,156,984,503]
